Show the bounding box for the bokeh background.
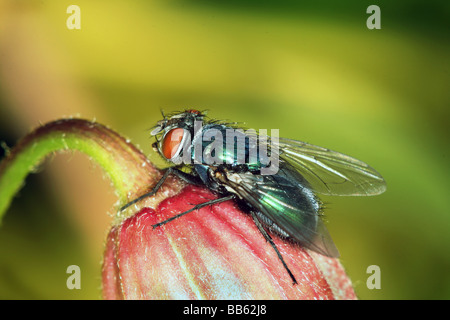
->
[0,0,449,299]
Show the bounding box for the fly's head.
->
[151,109,205,163]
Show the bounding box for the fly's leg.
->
[119,167,203,212]
[251,211,298,285]
[152,195,235,228]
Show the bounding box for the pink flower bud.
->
[102,184,356,300]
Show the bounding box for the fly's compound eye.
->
[161,128,188,160]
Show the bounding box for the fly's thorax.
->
[197,165,246,198]
[191,124,277,171]
[153,114,280,175]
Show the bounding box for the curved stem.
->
[0,119,159,224]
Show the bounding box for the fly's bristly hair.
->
[205,117,248,131]
[163,109,206,118]
[151,109,247,136]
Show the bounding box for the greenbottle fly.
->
[120,110,386,284]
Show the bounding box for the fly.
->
[120,109,386,284]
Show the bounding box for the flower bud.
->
[102,185,356,300]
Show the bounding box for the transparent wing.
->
[225,169,340,258]
[275,137,386,196]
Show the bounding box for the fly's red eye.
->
[162,128,185,159]
[186,109,201,115]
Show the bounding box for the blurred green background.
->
[0,0,449,299]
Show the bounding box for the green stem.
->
[0,119,159,224]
